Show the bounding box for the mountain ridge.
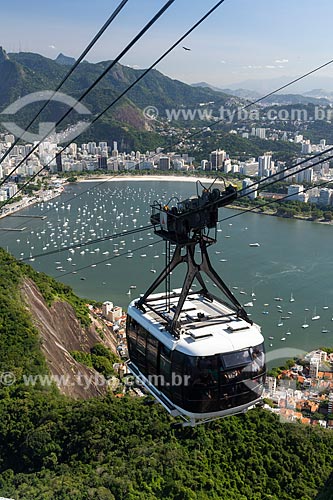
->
[0,49,231,148]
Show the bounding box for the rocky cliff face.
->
[21,278,116,399]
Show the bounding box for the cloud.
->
[275,58,289,64]
[220,60,226,64]
[48,44,56,50]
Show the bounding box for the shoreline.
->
[0,187,64,220]
[76,174,225,185]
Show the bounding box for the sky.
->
[2,0,333,91]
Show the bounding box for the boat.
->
[302,318,309,328]
[268,336,274,340]
[277,320,283,327]
[244,301,254,307]
[311,308,320,321]
[274,297,283,302]
[249,243,260,247]
[322,328,329,333]
[289,293,295,303]
[280,337,286,341]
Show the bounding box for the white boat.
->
[280,337,286,341]
[302,319,309,328]
[249,243,260,247]
[311,308,320,321]
[244,301,254,307]
[289,293,295,303]
[322,328,329,333]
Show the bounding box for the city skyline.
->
[2,0,333,90]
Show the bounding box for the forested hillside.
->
[0,247,333,500]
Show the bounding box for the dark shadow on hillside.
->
[315,472,333,500]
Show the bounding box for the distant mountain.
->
[192,81,225,93]
[0,49,230,148]
[302,88,333,100]
[226,75,333,95]
[192,80,329,104]
[55,53,76,66]
[221,88,261,100]
[257,93,330,105]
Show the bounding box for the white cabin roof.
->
[128,292,263,357]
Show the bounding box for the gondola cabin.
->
[126,291,266,426]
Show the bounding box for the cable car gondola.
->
[126,184,266,426]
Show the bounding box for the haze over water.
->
[1,179,333,362]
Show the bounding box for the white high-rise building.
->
[301,140,312,154]
[287,184,304,201]
[296,168,313,184]
[201,160,208,170]
[258,154,271,177]
[255,128,266,139]
[242,178,258,199]
[318,188,332,206]
[102,301,113,317]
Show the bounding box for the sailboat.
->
[289,292,295,303]
[311,307,320,321]
[302,318,309,329]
